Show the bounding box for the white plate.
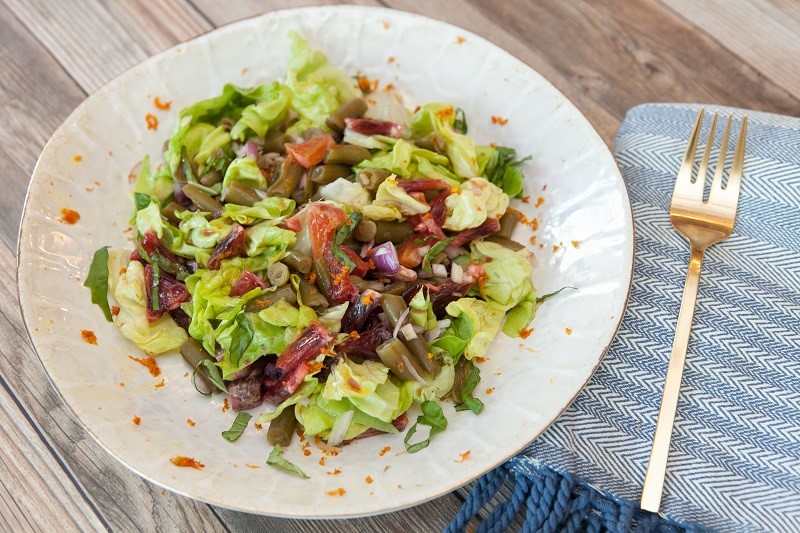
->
[17,6,633,518]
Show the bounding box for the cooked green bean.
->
[182,183,223,218]
[325,97,368,131]
[450,357,469,403]
[497,212,519,239]
[267,158,304,198]
[380,294,441,375]
[243,285,297,312]
[352,219,377,243]
[349,275,384,292]
[267,262,290,287]
[359,168,391,192]
[413,132,445,153]
[263,131,290,154]
[324,145,371,166]
[224,182,261,206]
[373,220,414,244]
[282,251,312,274]
[162,201,186,225]
[199,170,222,187]
[383,281,409,296]
[299,279,327,309]
[485,235,526,251]
[309,164,351,185]
[377,338,429,382]
[180,338,216,393]
[266,406,297,447]
[292,173,315,205]
[313,261,333,299]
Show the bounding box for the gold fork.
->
[640,108,748,513]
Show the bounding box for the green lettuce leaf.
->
[478,145,530,198]
[230,81,291,140]
[221,156,266,195]
[502,286,537,336]
[318,178,371,208]
[222,196,295,226]
[316,302,349,333]
[413,361,455,403]
[411,103,479,178]
[443,177,509,231]
[361,176,430,221]
[432,310,472,362]
[244,221,296,259]
[109,260,188,354]
[408,289,437,330]
[356,139,450,179]
[133,156,173,209]
[442,298,505,360]
[470,240,533,311]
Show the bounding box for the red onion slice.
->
[370,241,400,275]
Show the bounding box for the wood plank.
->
[467,0,800,122]
[661,0,800,103]
[0,372,106,532]
[0,4,226,531]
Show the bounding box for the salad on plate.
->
[85,33,540,473]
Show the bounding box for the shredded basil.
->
[150,263,161,311]
[404,401,448,453]
[482,146,531,198]
[228,313,254,368]
[422,237,454,273]
[193,359,227,393]
[537,286,575,305]
[267,446,310,478]
[332,212,361,270]
[453,107,468,134]
[83,246,113,321]
[432,311,473,362]
[454,360,484,415]
[134,192,151,212]
[222,412,252,442]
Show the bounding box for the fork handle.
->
[641,246,705,513]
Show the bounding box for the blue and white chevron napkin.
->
[451,104,800,532]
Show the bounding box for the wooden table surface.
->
[3,1,799,531]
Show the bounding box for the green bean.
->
[267,262,290,287]
[352,219,377,243]
[309,164,352,185]
[373,220,414,244]
[182,184,223,219]
[383,281,409,296]
[380,294,441,375]
[313,261,333,299]
[324,145,371,166]
[359,168,391,192]
[218,117,234,132]
[497,212,519,239]
[292,174,315,205]
[266,406,297,447]
[299,279,328,309]
[267,158,304,198]
[325,97,368,131]
[180,339,216,394]
[224,182,261,206]
[282,251,312,274]
[377,338,429,382]
[413,132,445,153]
[485,235,526,251]
[349,275,384,293]
[263,131,290,154]
[199,170,222,187]
[162,202,186,226]
[243,285,297,312]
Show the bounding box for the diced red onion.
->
[418,245,431,256]
[400,323,418,340]
[432,264,447,277]
[245,141,260,160]
[424,327,442,342]
[327,410,354,447]
[451,262,464,283]
[371,241,400,275]
[392,307,411,339]
[173,182,191,207]
[444,245,466,260]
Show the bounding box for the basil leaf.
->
[332,213,361,270]
[453,107,468,134]
[267,446,310,478]
[221,412,252,442]
[134,240,190,281]
[150,263,161,311]
[454,360,484,415]
[194,359,227,393]
[404,401,448,453]
[536,286,575,305]
[422,237,454,273]
[83,246,112,321]
[228,313,254,367]
[134,192,152,212]
[432,312,473,362]
[483,145,531,198]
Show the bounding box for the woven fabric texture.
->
[451,104,800,532]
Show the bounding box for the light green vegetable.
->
[135,202,167,238]
[84,246,112,321]
[258,298,317,328]
[355,139,450,179]
[221,412,252,442]
[443,177,509,231]
[109,260,188,354]
[230,81,291,140]
[194,126,231,172]
[133,155,173,208]
[413,361,455,403]
[318,178,371,208]
[222,197,295,225]
[361,176,430,221]
[317,302,349,333]
[411,103,480,178]
[408,289,437,330]
[477,145,530,198]
[267,446,309,478]
[404,400,447,453]
[221,157,266,195]
[244,221,296,259]
[470,240,534,311]
[501,286,537,337]
[174,210,232,252]
[443,298,505,360]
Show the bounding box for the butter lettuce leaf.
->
[470,240,533,311]
[411,103,479,178]
[442,298,505,360]
[223,196,295,226]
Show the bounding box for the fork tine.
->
[695,111,718,186]
[726,115,748,196]
[709,113,733,194]
[678,108,705,181]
